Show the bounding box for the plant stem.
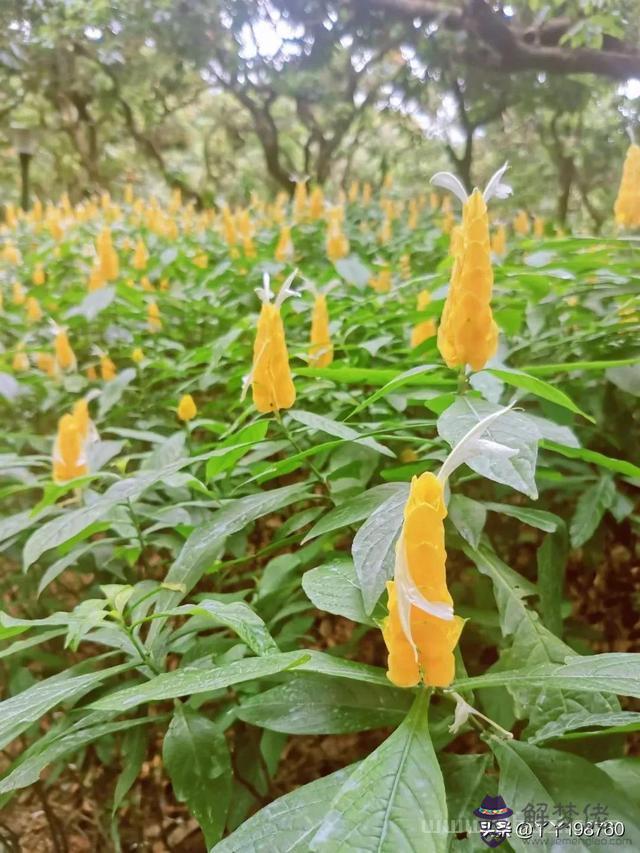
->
[273,410,327,488]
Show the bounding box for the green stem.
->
[273,410,327,488]
[124,624,163,676]
[126,498,147,568]
[457,367,469,395]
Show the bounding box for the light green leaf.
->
[91,650,391,712]
[486,368,593,421]
[491,738,640,851]
[287,409,394,458]
[147,483,310,650]
[543,440,640,479]
[24,456,207,569]
[97,368,137,418]
[453,653,640,699]
[0,663,130,750]
[438,398,539,498]
[537,526,568,636]
[302,483,407,543]
[302,558,376,625]
[189,598,279,656]
[352,486,408,614]
[334,255,371,287]
[531,710,640,744]
[212,766,356,853]
[482,502,560,532]
[310,691,448,852]
[448,495,486,549]
[205,421,269,480]
[0,716,149,796]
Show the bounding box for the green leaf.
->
[482,502,560,532]
[0,628,66,660]
[188,598,279,655]
[163,703,231,848]
[296,366,453,389]
[537,526,568,636]
[302,483,407,543]
[287,409,394,458]
[440,753,493,824]
[453,653,640,699]
[0,716,149,796]
[521,357,640,376]
[302,558,375,625]
[490,738,640,851]
[352,486,408,614]
[24,456,207,569]
[598,758,640,803]
[212,766,356,852]
[570,476,616,547]
[543,440,640,479]
[147,483,310,650]
[334,255,371,287]
[111,725,149,817]
[346,365,441,418]
[205,421,269,479]
[463,542,618,732]
[237,674,412,734]
[486,368,593,421]
[97,368,137,418]
[65,285,115,320]
[0,663,130,750]
[448,495,486,549]
[91,650,392,712]
[310,691,448,852]
[531,710,640,744]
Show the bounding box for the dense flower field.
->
[1,163,639,850]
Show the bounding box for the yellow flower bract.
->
[382,473,464,688]
[437,189,498,372]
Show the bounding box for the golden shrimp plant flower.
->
[26,296,42,323]
[410,290,436,348]
[178,393,197,422]
[147,301,161,333]
[133,237,149,271]
[431,164,511,373]
[53,326,77,371]
[382,405,517,688]
[309,288,334,368]
[246,272,298,414]
[32,263,45,286]
[275,225,293,263]
[53,414,88,483]
[614,143,640,228]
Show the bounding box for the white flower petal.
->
[473,438,518,459]
[275,268,300,308]
[437,403,515,483]
[430,172,468,206]
[256,272,273,304]
[394,534,418,661]
[448,694,474,734]
[483,162,512,202]
[394,533,455,663]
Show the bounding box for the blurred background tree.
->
[0,0,639,225]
